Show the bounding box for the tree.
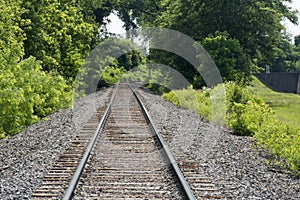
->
[270,32,295,72]
[145,0,297,64]
[201,32,252,83]
[295,35,300,47]
[115,0,298,86]
[0,0,25,66]
[21,0,96,81]
[78,0,114,37]
[292,35,300,72]
[0,0,71,138]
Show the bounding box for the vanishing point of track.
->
[31,83,223,199]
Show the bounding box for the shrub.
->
[0,57,72,139]
[145,83,170,95]
[254,120,300,173]
[97,65,126,88]
[162,91,179,105]
[162,88,211,119]
[228,101,274,136]
[224,81,264,111]
[162,81,300,174]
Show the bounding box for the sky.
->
[106,13,125,35]
[107,1,300,40]
[284,1,300,40]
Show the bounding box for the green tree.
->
[147,0,297,64]
[292,35,300,71]
[201,32,252,83]
[0,0,25,66]
[270,33,296,72]
[0,0,71,138]
[295,35,300,47]
[117,0,298,86]
[78,0,114,38]
[21,0,95,81]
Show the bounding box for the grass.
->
[251,77,300,129]
[163,80,300,173]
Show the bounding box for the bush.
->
[162,81,300,174]
[162,88,211,120]
[226,83,300,173]
[224,81,264,111]
[0,57,72,138]
[162,91,179,105]
[145,83,170,94]
[254,120,300,173]
[97,65,126,88]
[228,101,274,136]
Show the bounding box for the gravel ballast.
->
[0,85,299,199]
[137,87,300,200]
[0,87,112,199]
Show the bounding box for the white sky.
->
[284,1,300,40]
[106,13,125,35]
[107,1,300,40]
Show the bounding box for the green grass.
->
[163,80,300,173]
[252,77,300,129]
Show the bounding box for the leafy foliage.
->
[21,0,95,81]
[254,121,300,172]
[162,89,211,120]
[75,39,146,95]
[163,81,300,174]
[117,0,298,85]
[0,0,25,64]
[98,65,126,87]
[201,32,252,83]
[270,33,297,72]
[0,58,72,137]
[0,0,71,138]
[228,101,274,136]
[291,35,300,72]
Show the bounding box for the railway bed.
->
[31,83,222,199]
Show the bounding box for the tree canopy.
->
[0,0,299,137]
[21,0,96,81]
[0,0,72,137]
[109,0,299,84]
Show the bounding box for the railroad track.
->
[31,83,223,199]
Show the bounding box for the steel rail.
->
[129,84,196,200]
[62,85,119,200]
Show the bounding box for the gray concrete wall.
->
[255,73,300,94]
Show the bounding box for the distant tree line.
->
[109,0,299,85]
